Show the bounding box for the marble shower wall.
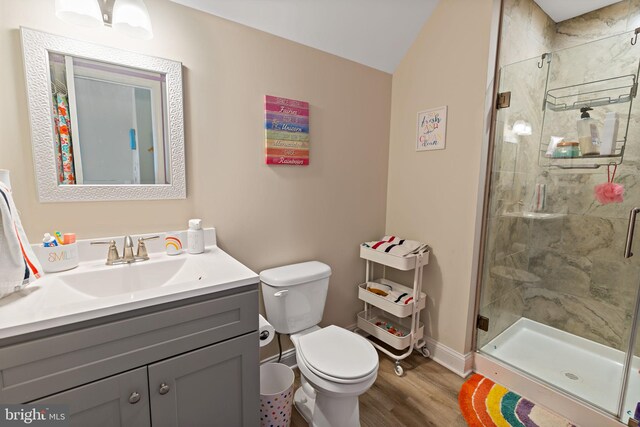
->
[478,0,640,351]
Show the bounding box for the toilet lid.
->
[297,325,378,380]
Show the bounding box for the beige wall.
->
[386,0,495,354]
[0,0,392,357]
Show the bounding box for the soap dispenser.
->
[577,107,599,156]
[188,219,205,254]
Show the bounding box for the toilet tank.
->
[260,261,332,335]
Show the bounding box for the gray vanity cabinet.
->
[0,286,260,427]
[35,367,150,427]
[148,333,259,427]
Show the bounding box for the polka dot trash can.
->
[260,363,294,427]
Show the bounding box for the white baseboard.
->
[425,337,473,378]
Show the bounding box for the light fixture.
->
[55,0,103,27]
[113,0,154,40]
[512,120,532,136]
[503,123,518,144]
[54,0,153,40]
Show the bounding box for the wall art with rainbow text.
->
[265,95,309,166]
[416,105,447,152]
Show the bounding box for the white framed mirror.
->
[21,27,186,202]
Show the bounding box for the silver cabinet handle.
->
[625,208,640,258]
[159,383,170,395]
[128,392,141,404]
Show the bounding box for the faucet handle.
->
[136,235,159,260]
[91,240,120,265]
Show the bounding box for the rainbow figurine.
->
[164,233,183,256]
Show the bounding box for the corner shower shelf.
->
[539,71,638,170]
[544,74,637,112]
[355,246,430,376]
[502,211,566,220]
[544,150,625,169]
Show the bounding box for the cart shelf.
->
[358,279,426,318]
[359,246,430,271]
[357,307,424,351]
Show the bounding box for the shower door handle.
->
[624,208,640,258]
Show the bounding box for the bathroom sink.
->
[59,257,195,298]
[0,229,259,341]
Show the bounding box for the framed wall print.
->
[416,106,447,151]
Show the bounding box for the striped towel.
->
[362,235,429,257]
[388,290,413,305]
[0,182,42,299]
[366,284,414,305]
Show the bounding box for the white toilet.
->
[260,261,379,427]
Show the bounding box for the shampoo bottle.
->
[188,219,204,254]
[600,112,619,155]
[577,107,599,156]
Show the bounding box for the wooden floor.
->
[290,351,468,427]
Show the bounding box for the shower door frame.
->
[471,2,639,426]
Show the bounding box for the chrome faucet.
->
[92,235,159,265]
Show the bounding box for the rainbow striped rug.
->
[459,374,576,427]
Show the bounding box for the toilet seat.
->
[297,325,378,384]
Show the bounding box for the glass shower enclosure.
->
[476,30,640,424]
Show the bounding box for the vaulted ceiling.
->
[170,0,625,73]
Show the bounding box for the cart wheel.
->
[419,346,430,358]
[394,362,403,377]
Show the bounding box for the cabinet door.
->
[34,367,150,427]
[148,332,259,427]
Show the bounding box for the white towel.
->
[0,183,42,299]
[362,235,430,257]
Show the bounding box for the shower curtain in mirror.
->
[53,92,75,185]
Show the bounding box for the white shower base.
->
[481,318,640,423]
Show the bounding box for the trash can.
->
[260,363,295,427]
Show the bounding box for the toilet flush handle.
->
[274,290,289,297]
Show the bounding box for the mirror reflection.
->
[48,53,169,185]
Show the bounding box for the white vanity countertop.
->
[0,229,259,341]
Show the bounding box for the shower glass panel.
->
[477,30,640,419]
[622,300,640,425]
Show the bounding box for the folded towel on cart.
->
[387,290,413,305]
[362,235,429,257]
[366,284,414,305]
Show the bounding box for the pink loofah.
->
[594,164,624,205]
[594,182,624,204]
